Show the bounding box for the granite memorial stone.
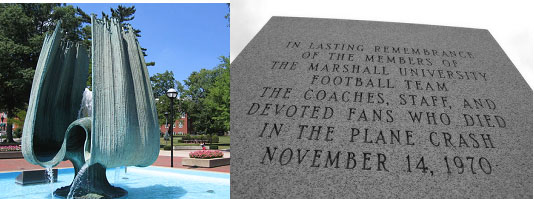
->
[230,17,532,198]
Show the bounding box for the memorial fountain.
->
[21,16,159,198]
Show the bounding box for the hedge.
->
[181,134,219,143]
[163,145,172,150]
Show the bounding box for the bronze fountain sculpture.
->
[22,16,159,198]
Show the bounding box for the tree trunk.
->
[5,119,15,143]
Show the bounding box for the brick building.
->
[159,113,189,135]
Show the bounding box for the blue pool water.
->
[0,166,229,199]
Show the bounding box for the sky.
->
[231,0,533,88]
[71,3,230,84]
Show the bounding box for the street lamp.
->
[166,88,178,167]
[164,112,169,144]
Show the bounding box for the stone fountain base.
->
[15,169,58,185]
[54,164,127,199]
[54,186,127,199]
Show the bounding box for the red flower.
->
[189,150,224,159]
[0,145,21,152]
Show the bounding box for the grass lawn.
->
[160,137,182,145]
[218,135,230,144]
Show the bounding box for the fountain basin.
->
[0,166,229,199]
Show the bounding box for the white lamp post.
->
[166,88,178,167]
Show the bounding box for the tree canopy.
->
[0,3,86,142]
[181,56,230,135]
[79,5,155,88]
[150,56,230,135]
[0,3,154,142]
[1,3,228,142]
[150,70,183,126]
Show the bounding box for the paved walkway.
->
[0,150,230,173]
[158,149,231,158]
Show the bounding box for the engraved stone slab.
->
[230,17,532,198]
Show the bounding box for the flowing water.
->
[123,166,129,180]
[77,88,93,119]
[66,164,90,199]
[114,167,120,184]
[45,167,54,198]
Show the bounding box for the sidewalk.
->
[0,150,230,173]
[158,149,230,158]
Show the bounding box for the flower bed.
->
[0,145,21,152]
[0,145,23,159]
[189,150,223,159]
[181,157,230,168]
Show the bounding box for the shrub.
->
[13,128,22,138]
[211,135,219,143]
[163,145,172,150]
[189,150,223,159]
[181,135,219,143]
[184,134,192,141]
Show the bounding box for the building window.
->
[181,113,186,118]
[178,120,184,128]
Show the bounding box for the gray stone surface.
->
[230,16,532,198]
[15,169,58,185]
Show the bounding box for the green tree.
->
[8,108,27,132]
[150,71,183,126]
[182,56,230,135]
[182,69,215,134]
[0,4,157,142]
[203,56,230,134]
[0,3,86,142]
[151,71,178,98]
[77,5,155,88]
[224,3,230,27]
[87,5,153,61]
